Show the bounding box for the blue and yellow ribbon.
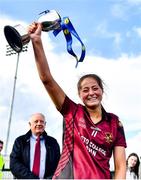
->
[53,17,86,68]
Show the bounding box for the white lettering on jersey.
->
[80,135,106,157]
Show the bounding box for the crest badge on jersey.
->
[104,132,113,144]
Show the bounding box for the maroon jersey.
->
[53,96,127,179]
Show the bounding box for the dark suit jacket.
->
[10,130,60,179]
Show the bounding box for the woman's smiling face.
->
[78,77,103,109]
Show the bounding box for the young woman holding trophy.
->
[28,22,127,179]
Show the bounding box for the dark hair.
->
[0,140,3,144]
[126,153,140,178]
[77,74,104,92]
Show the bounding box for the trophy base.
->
[4,26,23,53]
[4,25,30,53]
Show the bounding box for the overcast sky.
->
[0,0,141,164]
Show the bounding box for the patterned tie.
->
[32,136,40,177]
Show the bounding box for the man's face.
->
[29,113,46,136]
[0,143,3,153]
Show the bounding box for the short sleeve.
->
[114,120,127,148]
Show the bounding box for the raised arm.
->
[28,23,66,111]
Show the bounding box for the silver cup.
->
[4,10,61,53]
